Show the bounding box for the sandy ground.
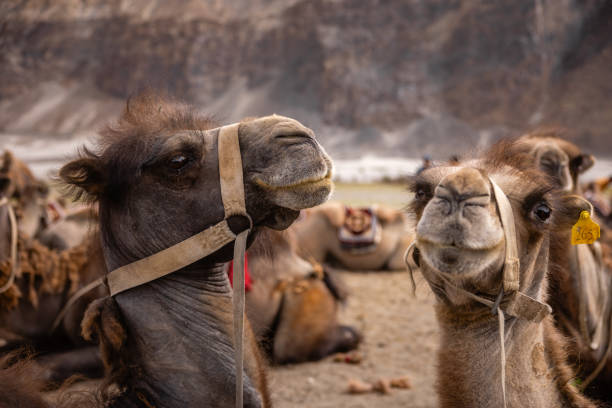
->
[267,183,441,407]
[268,271,439,408]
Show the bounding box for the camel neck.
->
[435,305,565,408]
[112,264,265,408]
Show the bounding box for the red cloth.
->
[227,253,252,291]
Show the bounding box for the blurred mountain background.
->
[1,0,611,171]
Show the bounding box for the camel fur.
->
[410,146,597,407]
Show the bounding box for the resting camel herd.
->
[0,94,611,408]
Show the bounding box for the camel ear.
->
[554,194,593,231]
[571,154,595,175]
[59,157,106,200]
[321,202,346,228]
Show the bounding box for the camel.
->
[292,201,414,271]
[0,153,106,382]
[0,92,334,408]
[244,228,361,364]
[493,132,612,401]
[493,128,595,193]
[37,206,97,251]
[408,147,596,407]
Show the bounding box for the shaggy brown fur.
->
[0,351,104,408]
[0,236,90,310]
[62,91,216,205]
[81,297,126,402]
[542,318,597,407]
[0,352,53,408]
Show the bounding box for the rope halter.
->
[0,196,18,295]
[405,176,552,408]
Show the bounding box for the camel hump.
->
[319,201,347,228]
[374,204,404,223]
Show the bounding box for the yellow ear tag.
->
[571,210,600,245]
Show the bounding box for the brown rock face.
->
[1,0,610,156]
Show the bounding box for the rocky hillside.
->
[1,0,611,158]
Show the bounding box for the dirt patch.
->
[268,270,439,408]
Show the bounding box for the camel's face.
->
[517,136,595,193]
[533,143,573,191]
[240,115,333,216]
[411,163,562,304]
[414,166,506,290]
[60,110,332,268]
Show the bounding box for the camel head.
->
[409,158,590,307]
[60,94,333,270]
[0,150,49,238]
[491,130,595,193]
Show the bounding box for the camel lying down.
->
[292,201,414,271]
[409,146,596,407]
[245,228,361,364]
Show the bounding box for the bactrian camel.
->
[407,145,596,408]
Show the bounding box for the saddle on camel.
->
[0,92,334,408]
[338,206,382,252]
[293,201,414,271]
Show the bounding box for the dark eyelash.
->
[522,188,552,214]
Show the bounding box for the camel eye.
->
[168,154,189,170]
[415,188,427,200]
[534,203,551,222]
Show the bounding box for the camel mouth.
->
[253,170,333,191]
[258,172,333,212]
[416,236,504,252]
[417,239,504,276]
